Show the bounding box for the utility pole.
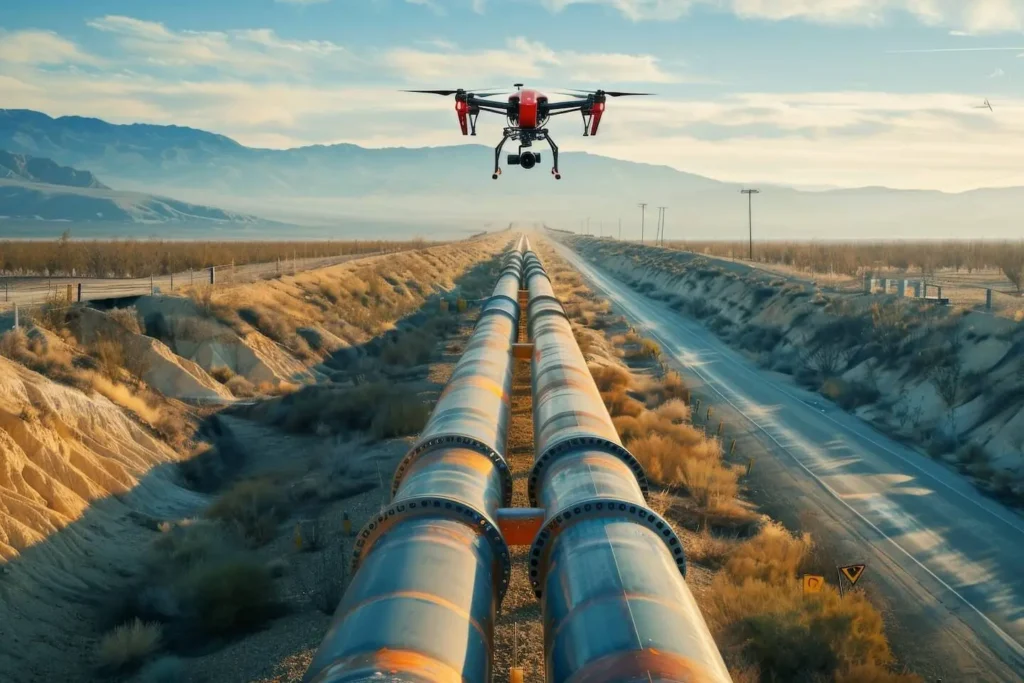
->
[658,206,667,246]
[638,203,648,243]
[740,189,760,261]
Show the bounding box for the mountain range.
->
[1,108,1022,240]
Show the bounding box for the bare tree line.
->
[0,232,439,279]
[665,239,1024,290]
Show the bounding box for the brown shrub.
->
[205,478,286,546]
[590,363,632,392]
[96,619,162,673]
[723,522,811,584]
[183,559,278,636]
[655,399,690,424]
[210,366,235,384]
[686,526,738,569]
[371,395,430,439]
[108,307,143,335]
[601,386,645,417]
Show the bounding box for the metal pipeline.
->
[524,248,733,683]
[303,239,524,683]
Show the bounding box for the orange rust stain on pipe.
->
[428,449,497,476]
[336,648,465,683]
[564,648,718,683]
[342,590,491,649]
[496,507,545,547]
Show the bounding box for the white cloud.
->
[86,15,352,75]
[539,0,1024,34]
[405,0,447,14]
[472,0,488,12]
[988,67,1006,77]
[384,37,685,83]
[0,30,101,66]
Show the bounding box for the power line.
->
[638,203,648,243]
[740,189,760,260]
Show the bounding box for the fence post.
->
[77,283,83,302]
[210,267,216,285]
[170,272,174,291]
[986,289,993,310]
[150,274,155,295]
[863,272,871,294]
[13,303,18,329]
[66,283,72,302]
[937,286,942,300]
[190,268,194,286]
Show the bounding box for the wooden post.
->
[986,289,993,310]
[209,267,216,285]
[77,283,83,302]
[150,274,155,295]
[13,303,18,329]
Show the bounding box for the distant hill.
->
[0,146,270,228]
[2,108,1023,240]
[0,150,108,189]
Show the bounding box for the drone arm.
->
[589,100,606,136]
[467,96,513,110]
[455,99,469,135]
[545,99,590,111]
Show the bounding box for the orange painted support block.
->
[497,507,545,547]
[517,289,529,308]
[512,343,534,360]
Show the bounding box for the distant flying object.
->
[974,98,993,111]
[403,83,654,179]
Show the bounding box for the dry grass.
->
[96,619,162,673]
[702,522,920,683]
[108,306,143,335]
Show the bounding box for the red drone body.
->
[405,84,651,179]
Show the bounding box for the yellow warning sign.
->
[840,564,866,586]
[802,574,825,594]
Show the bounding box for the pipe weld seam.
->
[392,434,514,507]
[527,497,687,598]
[527,436,649,507]
[351,494,513,603]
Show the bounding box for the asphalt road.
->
[554,241,1024,682]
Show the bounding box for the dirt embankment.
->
[0,234,508,682]
[567,236,1024,504]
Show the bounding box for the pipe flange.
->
[392,433,513,507]
[527,436,649,507]
[527,497,686,598]
[351,494,512,603]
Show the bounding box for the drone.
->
[974,98,993,111]
[403,83,653,179]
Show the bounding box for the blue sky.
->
[1,0,1024,190]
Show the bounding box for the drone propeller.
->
[556,88,656,97]
[402,88,508,97]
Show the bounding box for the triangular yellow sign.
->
[840,564,866,586]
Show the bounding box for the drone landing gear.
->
[490,128,561,179]
[493,132,511,180]
[547,132,561,180]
